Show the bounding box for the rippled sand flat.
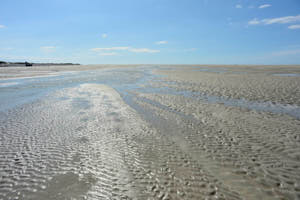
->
[0,65,300,199]
[155,65,300,105]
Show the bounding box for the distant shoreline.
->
[0,61,80,67]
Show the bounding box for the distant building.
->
[25,62,32,67]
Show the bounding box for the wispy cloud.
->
[129,48,160,53]
[263,15,300,24]
[248,18,260,25]
[288,24,300,29]
[91,46,159,53]
[99,52,118,56]
[235,4,242,9]
[40,46,56,53]
[259,4,271,9]
[155,41,168,45]
[0,25,5,28]
[101,33,108,38]
[248,15,300,25]
[91,47,130,51]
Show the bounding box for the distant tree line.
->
[0,61,80,67]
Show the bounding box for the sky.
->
[0,0,300,65]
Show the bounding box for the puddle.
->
[114,69,300,120]
[137,84,300,120]
[192,66,228,73]
[200,93,300,119]
[1,66,299,120]
[273,73,300,77]
[117,68,300,120]
[0,82,20,87]
[127,96,277,200]
[159,66,228,73]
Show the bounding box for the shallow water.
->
[273,73,300,77]
[0,82,19,87]
[147,85,300,119]
[1,66,299,119]
[192,66,228,73]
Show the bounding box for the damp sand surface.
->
[0,65,300,200]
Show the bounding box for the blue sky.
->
[0,0,300,64]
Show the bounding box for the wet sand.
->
[0,65,300,199]
[0,64,141,79]
[155,65,300,106]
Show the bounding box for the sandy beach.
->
[0,65,300,199]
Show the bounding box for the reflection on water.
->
[161,86,300,119]
[192,66,228,73]
[1,66,300,120]
[273,73,300,77]
[0,82,19,87]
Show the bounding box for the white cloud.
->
[248,18,260,25]
[155,41,168,45]
[235,4,242,9]
[91,47,130,51]
[40,46,56,52]
[101,33,108,38]
[248,15,300,25]
[99,52,118,56]
[129,48,160,53]
[263,15,300,24]
[91,46,159,53]
[288,24,300,29]
[259,4,271,9]
[0,25,5,28]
